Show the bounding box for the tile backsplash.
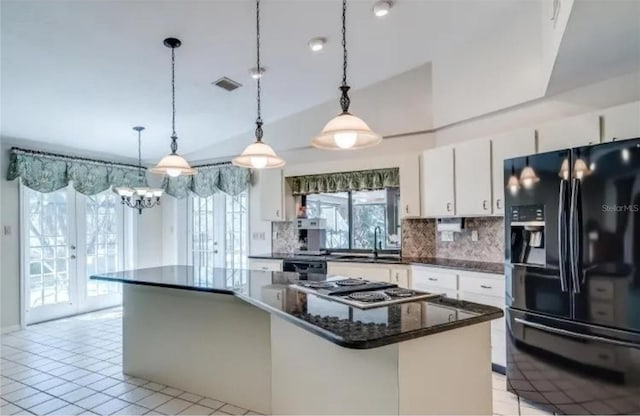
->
[402,217,504,263]
[272,217,505,263]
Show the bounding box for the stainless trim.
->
[514,317,640,349]
[569,178,581,294]
[510,221,545,227]
[557,179,568,292]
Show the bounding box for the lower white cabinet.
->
[411,265,506,368]
[248,258,283,272]
[326,262,411,287]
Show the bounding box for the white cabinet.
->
[455,138,492,216]
[326,262,411,285]
[421,146,455,217]
[411,266,458,299]
[537,112,600,152]
[248,258,283,272]
[601,101,640,142]
[491,128,536,215]
[399,154,421,218]
[258,169,294,222]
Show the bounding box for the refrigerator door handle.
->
[569,178,581,294]
[514,318,640,349]
[557,179,569,292]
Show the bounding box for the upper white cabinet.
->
[399,154,421,218]
[537,112,600,152]
[421,146,455,217]
[259,169,285,221]
[491,128,536,215]
[455,138,492,216]
[601,101,640,142]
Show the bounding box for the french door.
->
[22,186,126,325]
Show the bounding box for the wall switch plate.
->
[441,231,454,242]
[471,230,479,242]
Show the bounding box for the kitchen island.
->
[91,266,503,415]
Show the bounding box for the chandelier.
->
[115,126,164,214]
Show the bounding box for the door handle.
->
[70,245,76,250]
[514,318,640,349]
[558,179,569,292]
[569,178,581,294]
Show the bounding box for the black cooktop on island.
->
[91,266,503,349]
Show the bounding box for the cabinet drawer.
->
[589,279,614,300]
[413,285,457,299]
[412,267,457,291]
[589,302,615,325]
[249,260,283,272]
[459,272,504,298]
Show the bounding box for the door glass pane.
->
[25,187,70,307]
[85,192,122,297]
[306,192,349,249]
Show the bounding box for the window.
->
[306,188,400,251]
[189,191,248,278]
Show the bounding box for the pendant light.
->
[232,0,285,169]
[520,157,539,189]
[150,38,195,177]
[311,0,382,150]
[115,127,164,214]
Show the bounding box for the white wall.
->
[0,141,165,331]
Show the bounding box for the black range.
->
[91,265,503,349]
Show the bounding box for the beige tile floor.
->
[2,308,551,416]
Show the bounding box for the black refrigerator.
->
[504,138,640,415]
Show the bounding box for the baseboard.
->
[492,363,506,375]
[1,325,21,334]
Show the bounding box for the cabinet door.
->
[259,169,284,221]
[399,154,421,218]
[491,128,536,215]
[421,146,455,217]
[537,112,600,152]
[390,267,410,288]
[601,101,640,142]
[455,138,492,216]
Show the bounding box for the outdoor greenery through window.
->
[306,188,401,251]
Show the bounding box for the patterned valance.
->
[162,164,251,199]
[287,167,400,195]
[7,147,146,195]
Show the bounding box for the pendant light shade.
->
[232,0,285,169]
[311,0,381,151]
[520,166,540,189]
[151,37,195,177]
[312,113,381,150]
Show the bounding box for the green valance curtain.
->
[162,164,251,199]
[287,167,399,196]
[7,147,146,195]
[7,148,252,198]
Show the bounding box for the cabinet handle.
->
[480,284,492,289]
[261,267,269,270]
[276,293,281,301]
[446,203,452,212]
[482,200,488,210]
[428,277,438,282]
[496,199,502,210]
[276,209,280,218]
[405,205,409,214]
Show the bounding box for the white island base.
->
[122,284,493,415]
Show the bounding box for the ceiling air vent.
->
[212,77,242,92]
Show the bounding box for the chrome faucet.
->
[373,226,382,259]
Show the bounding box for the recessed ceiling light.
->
[373,0,392,17]
[249,66,265,79]
[308,37,326,52]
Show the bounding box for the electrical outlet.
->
[441,231,454,242]
[471,230,479,242]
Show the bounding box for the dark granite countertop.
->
[249,253,505,274]
[91,266,503,350]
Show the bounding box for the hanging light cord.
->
[339,0,351,114]
[255,0,264,142]
[170,45,178,154]
[137,129,143,181]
